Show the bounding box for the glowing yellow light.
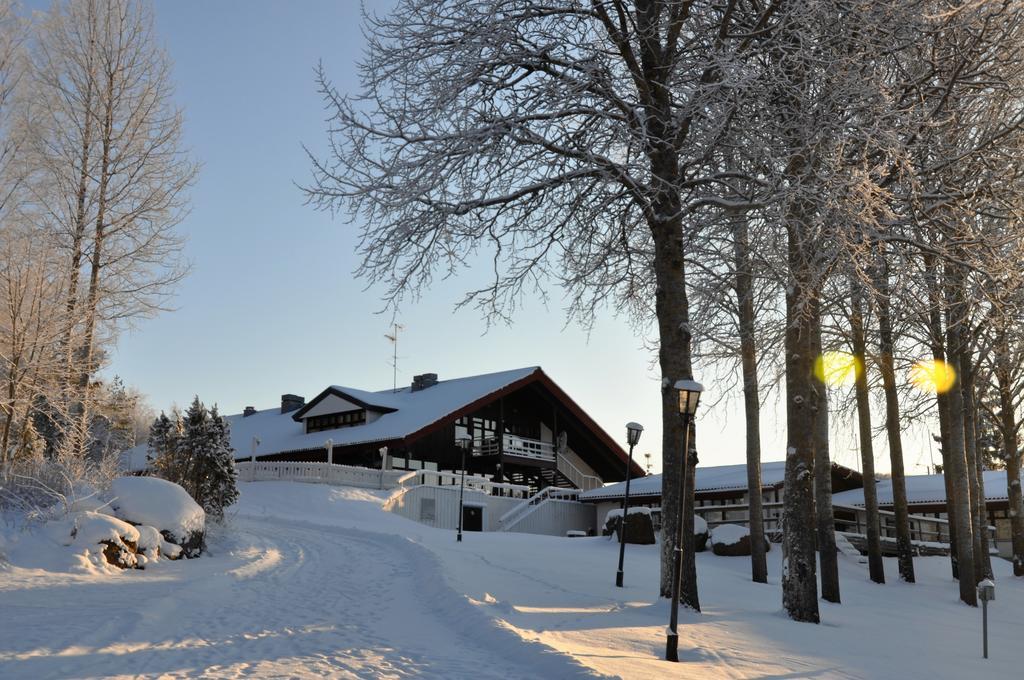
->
[909,359,957,394]
[813,351,862,387]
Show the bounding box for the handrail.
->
[394,467,532,498]
[556,454,602,491]
[473,435,557,462]
[499,486,581,531]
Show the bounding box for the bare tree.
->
[25,0,194,459]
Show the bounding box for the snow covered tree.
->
[194,405,238,521]
[149,398,237,521]
[147,410,181,480]
[305,0,786,609]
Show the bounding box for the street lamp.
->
[615,421,644,587]
[456,436,473,542]
[666,378,704,663]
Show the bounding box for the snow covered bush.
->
[110,476,205,557]
[604,506,655,545]
[710,523,771,557]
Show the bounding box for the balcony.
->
[472,434,556,463]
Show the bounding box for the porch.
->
[469,434,603,492]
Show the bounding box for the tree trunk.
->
[850,280,884,584]
[781,232,820,624]
[937,388,959,577]
[925,256,958,578]
[995,337,1024,576]
[733,211,767,584]
[959,361,991,580]
[811,308,839,603]
[682,420,700,611]
[875,256,914,583]
[944,268,977,605]
[652,202,695,608]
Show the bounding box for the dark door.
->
[462,505,483,532]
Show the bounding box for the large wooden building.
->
[125,367,642,493]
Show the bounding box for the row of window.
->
[307,410,366,433]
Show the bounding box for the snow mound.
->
[110,477,204,539]
[109,477,205,556]
[66,511,141,569]
[70,511,140,548]
[710,523,749,547]
[604,506,651,524]
[694,515,708,535]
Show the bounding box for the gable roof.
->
[832,469,1020,507]
[579,461,790,502]
[122,366,638,475]
[290,386,400,421]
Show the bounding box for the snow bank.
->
[109,477,204,555]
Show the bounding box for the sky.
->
[65,0,938,476]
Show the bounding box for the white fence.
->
[235,461,408,490]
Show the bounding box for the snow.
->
[694,514,708,535]
[604,506,651,524]
[70,511,141,548]
[2,480,1024,678]
[710,523,749,546]
[121,367,544,471]
[581,461,790,501]
[109,476,205,542]
[833,469,1022,507]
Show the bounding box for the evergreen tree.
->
[146,411,178,475]
[178,396,210,501]
[197,405,238,520]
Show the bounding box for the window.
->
[307,410,367,433]
[420,498,436,522]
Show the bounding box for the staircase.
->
[835,532,863,558]
[498,486,581,532]
[503,466,576,491]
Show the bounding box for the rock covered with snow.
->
[109,476,205,557]
[67,511,141,569]
[710,523,770,557]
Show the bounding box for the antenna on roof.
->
[385,322,404,392]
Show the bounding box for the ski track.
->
[0,516,598,679]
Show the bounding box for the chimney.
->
[280,394,305,413]
[243,406,257,418]
[411,373,438,392]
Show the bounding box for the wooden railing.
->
[687,499,997,549]
[473,435,557,462]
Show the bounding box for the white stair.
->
[835,532,863,559]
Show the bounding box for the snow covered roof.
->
[832,469,1019,508]
[579,461,790,502]
[123,366,621,473]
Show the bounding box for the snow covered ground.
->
[2,481,1022,678]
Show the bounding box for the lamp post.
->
[615,422,644,587]
[456,436,472,542]
[666,379,704,663]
